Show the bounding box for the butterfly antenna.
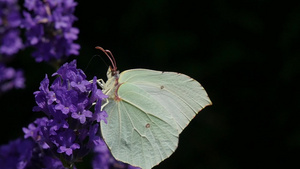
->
[95,46,117,71]
[83,54,109,72]
[105,49,117,70]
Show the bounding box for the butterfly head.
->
[95,46,119,79]
[107,66,119,79]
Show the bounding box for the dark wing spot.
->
[160,85,164,89]
[145,123,150,128]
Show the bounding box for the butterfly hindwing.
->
[101,69,212,169]
[101,82,178,169]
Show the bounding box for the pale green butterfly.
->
[96,47,212,169]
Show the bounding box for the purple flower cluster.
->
[0,138,65,169]
[0,0,23,57]
[0,138,36,169]
[0,0,25,94]
[0,64,25,93]
[22,0,80,62]
[92,140,141,169]
[23,60,107,167]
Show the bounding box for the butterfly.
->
[97,47,212,169]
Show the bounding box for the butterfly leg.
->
[96,79,105,88]
[89,79,105,89]
[101,98,109,111]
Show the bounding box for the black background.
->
[1,0,300,168]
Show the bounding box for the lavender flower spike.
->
[31,59,107,167]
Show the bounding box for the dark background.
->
[1,0,300,168]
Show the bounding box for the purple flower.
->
[0,1,25,93]
[0,138,34,169]
[71,109,93,124]
[71,79,92,92]
[0,64,25,93]
[54,89,78,115]
[55,129,80,156]
[53,60,89,90]
[0,0,23,56]
[90,76,108,104]
[31,59,107,167]
[94,99,108,123]
[0,138,65,169]
[22,0,80,62]
[0,30,23,56]
[22,117,50,149]
[32,75,55,114]
[88,124,101,147]
[91,77,108,123]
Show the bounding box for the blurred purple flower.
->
[0,0,23,56]
[0,138,34,169]
[0,64,25,93]
[0,30,23,56]
[0,138,65,169]
[22,0,80,62]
